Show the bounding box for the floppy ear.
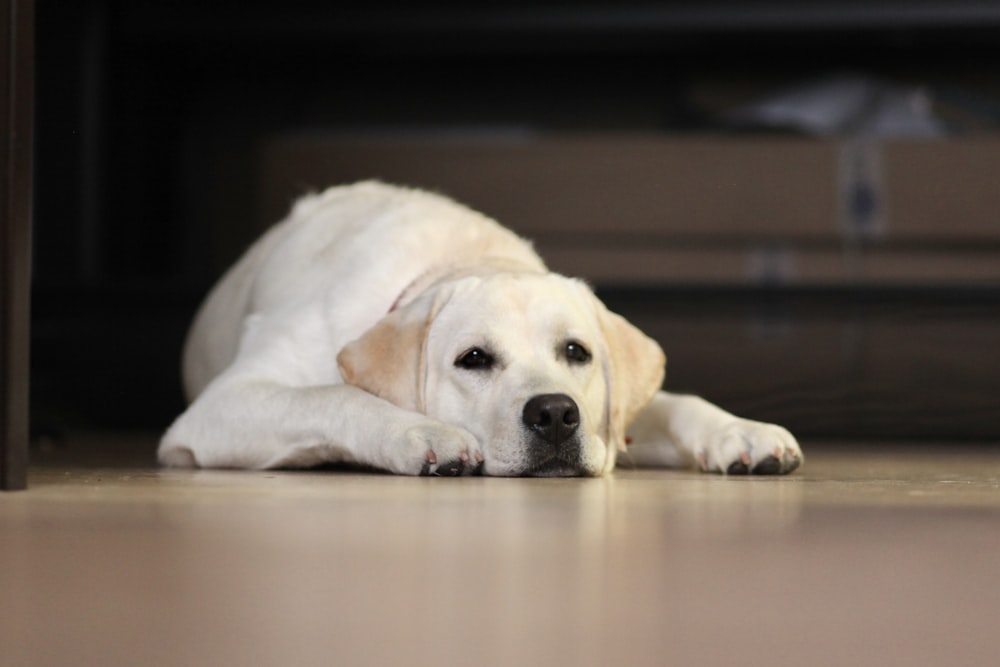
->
[337,288,451,412]
[594,299,667,454]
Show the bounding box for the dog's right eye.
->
[455,347,495,370]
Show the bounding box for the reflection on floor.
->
[3,436,999,667]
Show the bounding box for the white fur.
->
[160,181,802,476]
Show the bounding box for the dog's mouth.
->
[525,463,589,477]
[521,450,590,478]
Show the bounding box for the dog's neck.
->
[389,258,545,313]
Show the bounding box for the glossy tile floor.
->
[2,436,999,667]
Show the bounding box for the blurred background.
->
[32,0,1000,455]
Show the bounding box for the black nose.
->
[522,394,580,446]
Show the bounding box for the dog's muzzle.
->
[521,393,585,476]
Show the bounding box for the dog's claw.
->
[419,452,468,477]
[783,450,802,473]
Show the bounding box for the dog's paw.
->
[697,419,803,475]
[392,421,484,477]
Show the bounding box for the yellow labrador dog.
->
[160,181,802,477]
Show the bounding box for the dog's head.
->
[337,273,665,476]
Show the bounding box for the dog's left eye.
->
[455,347,495,371]
[564,341,592,364]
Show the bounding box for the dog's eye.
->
[455,347,495,370]
[565,341,592,365]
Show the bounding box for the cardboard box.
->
[257,132,1000,286]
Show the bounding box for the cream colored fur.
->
[160,181,802,476]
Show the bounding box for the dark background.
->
[32,1,1000,445]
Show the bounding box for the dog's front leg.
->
[159,382,482,475]
[621,391,803,475]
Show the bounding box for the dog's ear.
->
[337,288,452,412]
[593,298,666,456]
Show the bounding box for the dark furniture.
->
[1,0,32,491]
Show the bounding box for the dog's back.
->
[181,181,543,401]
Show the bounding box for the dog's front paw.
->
[392,421,483,477]
[697,419,803,475]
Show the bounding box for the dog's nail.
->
[419,451,437,476]
[471,459,485,476]
[751,455,782,475]
[739,451,751,465]
[459,451,469,462]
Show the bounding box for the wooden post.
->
[1,0,33,491]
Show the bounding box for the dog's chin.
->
[482,459,588,478]
[524,462,592,477]
[521,448,592,478]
